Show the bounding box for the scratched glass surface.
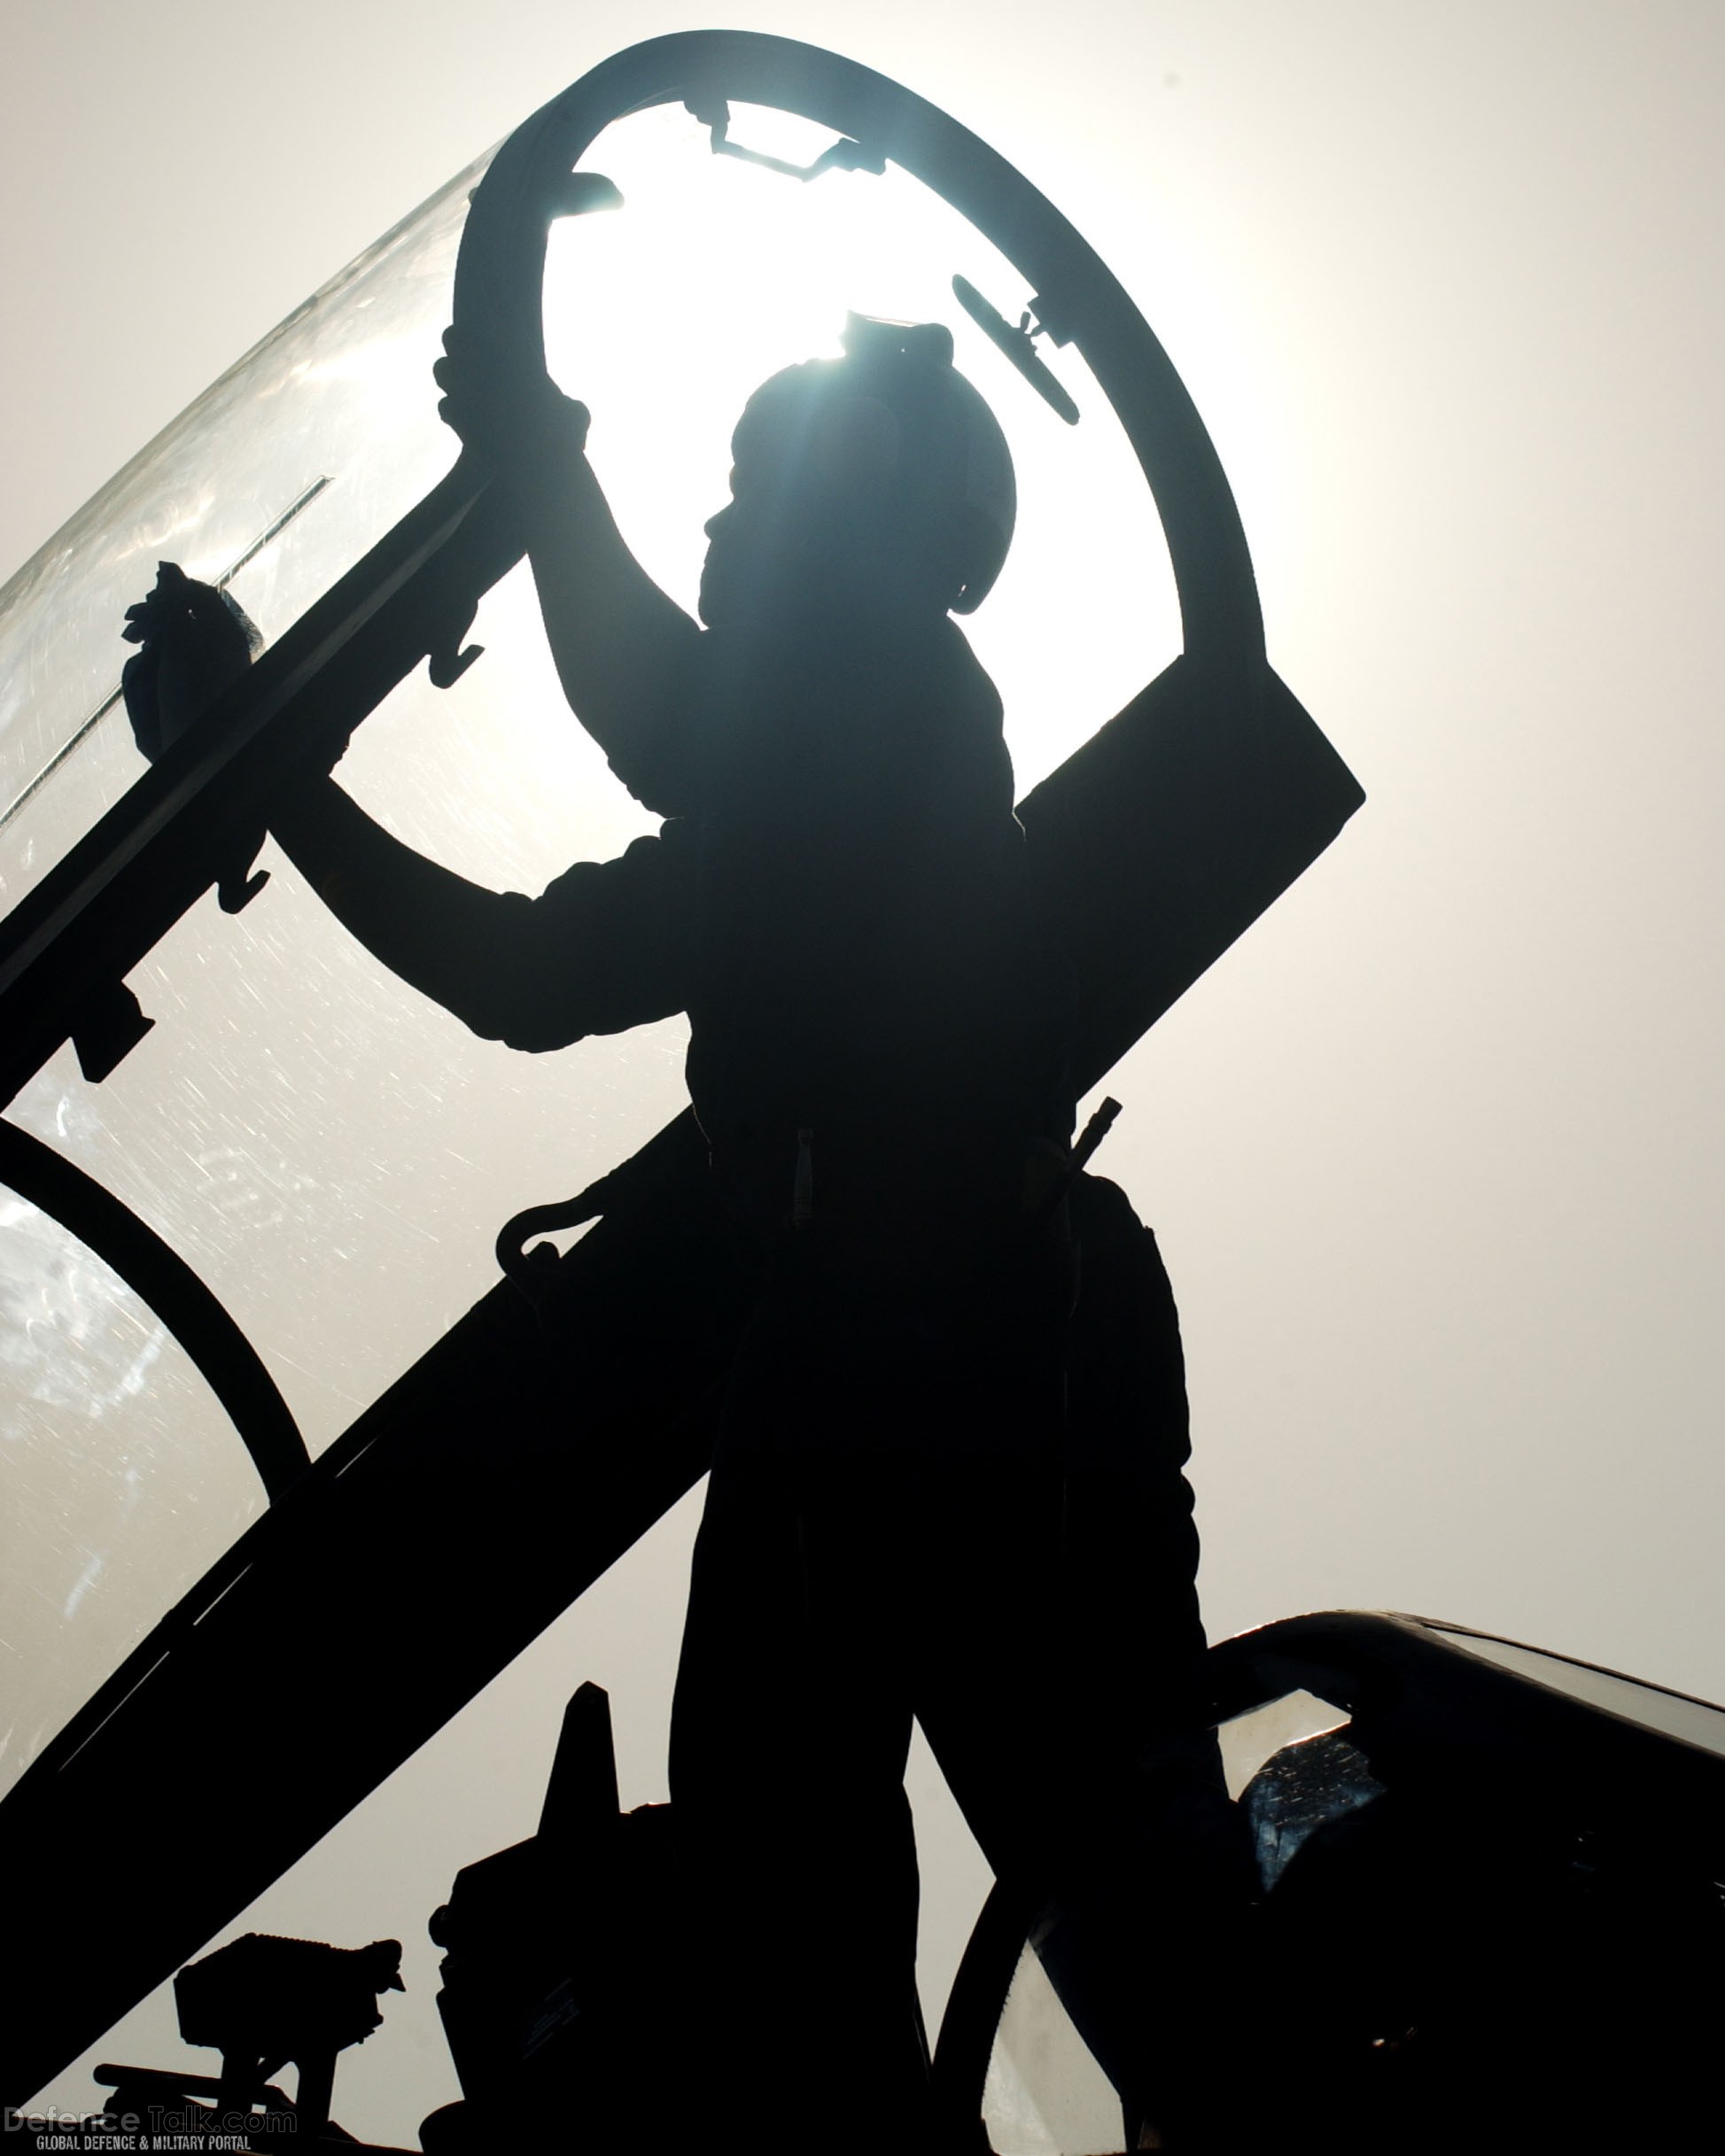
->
[0,152,488,912]
[983,1940,1127,2156]
[0,1168,262,1798]
[0,100,1174,1836]
[1218,1686,1350,1799]
[980,1691,1356,2154]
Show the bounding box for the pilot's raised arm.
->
[433,331,703,817]
[120,563,693,1051]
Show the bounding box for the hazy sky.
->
[7,0,1725,2137]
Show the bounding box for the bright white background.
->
[5,1,1723,2139]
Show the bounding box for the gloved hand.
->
[432,322,590,478]
[120,562,261,762]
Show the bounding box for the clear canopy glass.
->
[0,154,490,911]
[0,1185,264,1796]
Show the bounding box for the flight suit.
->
[461,612,1218,2145]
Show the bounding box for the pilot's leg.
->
[669,1274,929,2154]
[914,1182,1253,2148]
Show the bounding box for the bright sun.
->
[541,102,1179,795]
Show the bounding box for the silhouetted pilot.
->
[126,318,1237,2152]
